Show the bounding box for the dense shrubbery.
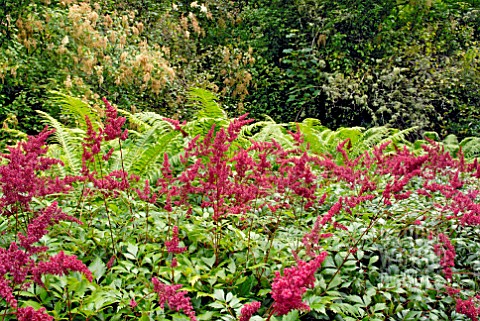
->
[1,0,479,137]
[0,92,479,320]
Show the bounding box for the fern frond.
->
[460,137,480,158]
[37,110,84,174]
[335,127,365,145]
[49,92,100,130]
[129,131,184,181]
[118,109,151,132]
[185,118,230,138]
[134,112,169,126]
[189,88,227,121]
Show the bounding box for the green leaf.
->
[127,243,139,258]
[198,311,216,320]
[368,256,379,266]
[89,256,106,282]
[213,289,225,301]
[282,310,299,321]
[202,255,216,268]
[374,303,387,312]
[327,275,343,290]
[345,295,364,305]
[20,301,43,310]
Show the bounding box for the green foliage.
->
[3,92,480,321]
[39,89,234,180]
[414,130,480,158]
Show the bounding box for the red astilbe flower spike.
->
[130,299,138,309]
[0,276,18,308]
[226,114,254,142]
[271,252,328,316]
[136,179,158,204]
[239,301,261,321]
[0,216,91,312]
[152,277,197,321]
[0,128,74,216]
[82,116,103,167]
[320,199,343,226]
[0,242,31,289]
[32,251,93,286]
[18,202,82,254]
[456,297,480,321]
[102,97,128,141]
[433,233,456,281]
[16,306,53,321]
[165,226,187,254]
[287,124,304,145]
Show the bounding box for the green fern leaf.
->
[36,110,84,174]
[49,92,101,130]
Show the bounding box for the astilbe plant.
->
[80,97,140,259]
[0,130,92,319]
[157,115,324,269]
[0,128,76,219]
[269,252,328,317]
[11,104,480,320]
[239,301,261,321]
[152,277,197,321]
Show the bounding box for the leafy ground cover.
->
[0,92,480,320]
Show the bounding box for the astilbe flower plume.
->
[0,128,75,216]
[16,306,53,321]
[239,301,261,321]
[32,251,93,286]
[0,131,92,319]
[165,226,187,254]
[433,233,456,281]
[152,277,197,321]
[81,103,139,198]
[136,179,157,203]
[167,115,323,225]
[271,252,327,315]
[456,296,480,321]
[102,97,128,141]
[18,202,81,254]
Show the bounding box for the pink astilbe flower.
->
[136,179,158,204]
[92,170,138,196]
[32,251,93,286]
[18,202,81,254]
[320,199,343,226]
[82,116,103,168]
[106,255,116,269]
[433,233,456,281]
[164,117,188,137]
[130,299,138,308]
[456,297,480,321]
[0,221,91,311]
[239,301,261,321]
[16,306,53,321]
[226,114,254,142]
[0,242,31,288]
[165,226,187,254]
[152,277,197,321]
[302,199,345,257]
[0,128,74,216]
[0,277,17,308]
[271,252,327,315]
[102,97,128,141]
[287,124,304,145]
